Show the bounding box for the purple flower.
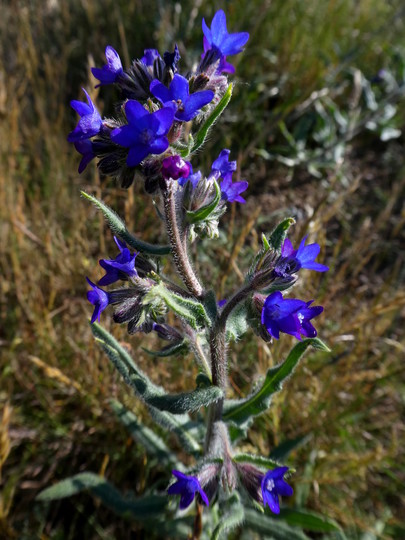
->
[91,46,123,87]
[202,38,236,74]
[86,278,110,323]
[98,237,138,286]
[211,149,237,179]
[220,174,248,204]
[202,10,249,58]
[282,236,329,272]
[67,89,103,143]
[141,48,161,66]
[150,74,214,122]
[261,291,323,340]
[261,467,293,514]
[167,470,209,510]
[161,155,191,180]
[163,44,181,72]
[110,100,175,166]
[74,139,96,173]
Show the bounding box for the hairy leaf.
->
[244,508,310,540]
[279,509,343,533]
[81,191,170,256]
[37,472,167,519]
[189,84,233,155]
[186,179,221,224]
[211,496,244,540]
[110,400,176,465]
[223,338,330,425]
[267,217,296,252]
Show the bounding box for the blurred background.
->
[1,0,404,538]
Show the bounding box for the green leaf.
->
[190,84,233,155]
[92,322,221,414]
[244,508,311,540]
[223,338,330,425]
[37,472,167,519]
[226,301,249,341]
[211,496,244,540]
[233,453,285,471]
[141,340,189,357]
[148,283,211,330]
[186,179,221,224]
[81,191,170,256]
[279,509,342,533]
[146,407,202,455]
[109,399,176,465]
[267,217,296,252]
[270,434,312,461]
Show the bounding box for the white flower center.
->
[266,478,275,491]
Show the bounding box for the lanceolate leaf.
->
[186,179,221,224]
[211,505,244,540]
[244,508,311,540]
[141,340,189,358]
[37,472,167,519]
[279,509,343,533]
[233,453,285,471]
[109,400,176,465]
[189,83,233,155]
[81,191,170,256]
[147,283,211,330]
[223,338,330,425]
[267,217,296,252]
[92,322,221,414]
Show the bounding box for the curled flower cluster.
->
[68,9,249,199]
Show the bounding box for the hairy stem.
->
[204,284,254,453]
[161,179,204,298]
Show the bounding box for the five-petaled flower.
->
[168,470,209,510]
[202,10,249,59]
[220,174,249,204]
[98,237,138,286]
[261,467,293,514]
[261,290,323,340]
[282,236,329,273]
[110,100,175,166]
[150,74,214,122]
[91,46,123,87]
[67,89,103,143]
[86,278,109,323]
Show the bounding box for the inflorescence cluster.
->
[68,9,328,518]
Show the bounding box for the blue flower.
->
[86,278,110,323]
[91,46,123,87]
[211,150,248,203]
[98,237,138,286]
[67,89,103,143]
[150,74,214,122]
[261,467,293,514]
[110,100,175,166]
[261,291,323,340]
[161,155,191,180]
[211,149,237,179]
[167,470,209,510]
[141,48,161,66]
[74,139,96,173]
[220,174,248,204]
[177,164,202,188]
[282,236,329,272]
[202,10,249,58]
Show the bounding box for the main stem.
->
[205,284,253,453]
